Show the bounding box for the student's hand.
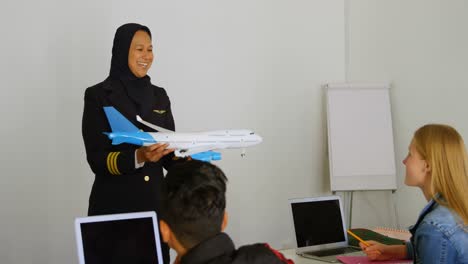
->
[173,255,181,264]
[137,143,174,163]
[359,240,391,261]
[361,241,408,261]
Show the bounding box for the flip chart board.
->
[325,83,396,191]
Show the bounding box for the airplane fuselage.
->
[106,129,262,157]
[148,130,261,149]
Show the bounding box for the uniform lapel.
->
[104,78,140,128]
[136,85,156,122]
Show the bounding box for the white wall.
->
[347,0,468,228]
[0,1,345,263]
[4,0,465,263]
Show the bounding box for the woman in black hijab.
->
[82,23,175,263]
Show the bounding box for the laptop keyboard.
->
[306,247,357,257]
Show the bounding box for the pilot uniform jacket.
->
[82,77,176,216]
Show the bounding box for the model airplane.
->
[103,107,262,162]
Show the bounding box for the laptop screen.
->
[291,198,346,247]
[75,212,163,264]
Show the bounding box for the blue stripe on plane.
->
[103,107,156,146]
[191,151,222,162]
[104,132,156,146]
[103,106,139,133]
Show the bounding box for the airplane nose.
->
[256,135,263,143]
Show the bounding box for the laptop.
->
[75,211,164,264]
[289,196,362,263]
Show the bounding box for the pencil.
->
[347,230,371,247]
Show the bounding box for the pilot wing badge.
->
[153,109,166,114]
[102,107,262,162]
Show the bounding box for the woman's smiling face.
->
[128,30,153,78]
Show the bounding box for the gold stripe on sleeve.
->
[112,152,121,175]
[107,152,117,175]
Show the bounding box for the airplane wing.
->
[191,151,221,162]
[175,144,226,157]
[136,115,174,133]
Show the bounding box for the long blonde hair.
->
[412,124,468,224]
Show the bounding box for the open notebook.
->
[347,228,406,248]
[372,227,411,241]
[289,196,362,263]
[74,211,164,264]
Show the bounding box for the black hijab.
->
[109,23,153,111]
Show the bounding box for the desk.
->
[279,249,329,264]
[279,248,365,264]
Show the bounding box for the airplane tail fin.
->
[103,107,139,133]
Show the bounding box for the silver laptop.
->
[74,211,164,264]
[289,196,362,263]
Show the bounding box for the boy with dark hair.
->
[159,160,293,264]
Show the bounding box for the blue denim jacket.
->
[405,196,468,263]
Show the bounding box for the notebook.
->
[74,211,164,264]
[289,196,362,263]
[372,227,412,241]
[347,228,406,247]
